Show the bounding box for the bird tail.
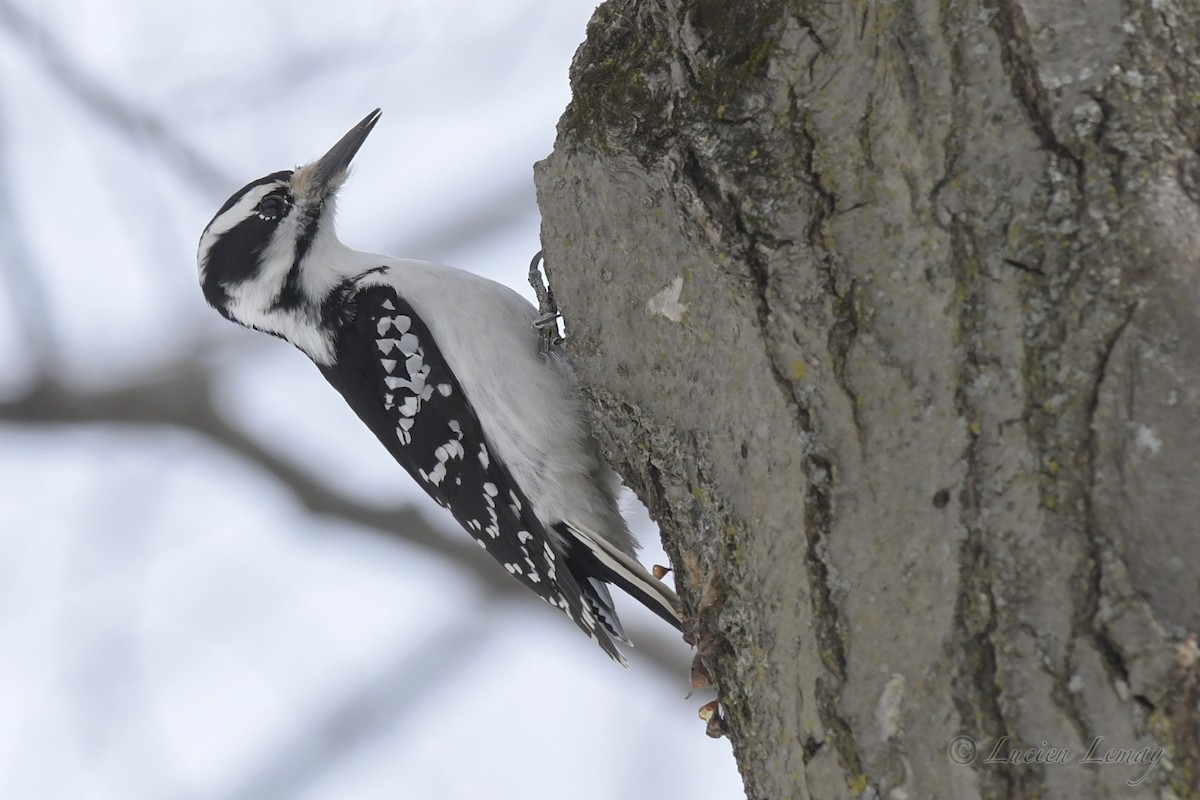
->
[561,522,683,632]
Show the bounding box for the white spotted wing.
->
[317,282,623,661]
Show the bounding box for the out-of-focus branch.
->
[0,92,54,367]
[217,593,690,800]
[390,179,534,264]
[0,363,511,585]
[0,364,690,679]
[219,611,498,800]
[0,0,235,197]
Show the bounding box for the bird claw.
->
[527,250,563,352]
[532,311,561,330]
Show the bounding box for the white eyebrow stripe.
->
[197,184,278,268]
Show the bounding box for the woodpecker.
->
[197,109,681,662]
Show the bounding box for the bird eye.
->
[258,195,287,219]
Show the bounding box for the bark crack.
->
[805,453,863,781]
[1079,301,1148,705]
[948,219,1027,799]
[990,0,1074,165]
[675,95,862,781]
[678,145,810,434]
[827,279,865,454]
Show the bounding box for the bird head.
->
[197,109,381,356]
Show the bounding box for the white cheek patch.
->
[220,214,296,320]
[218,222,339,365]
[260,214,300,280]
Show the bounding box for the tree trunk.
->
[534,1,1200,797]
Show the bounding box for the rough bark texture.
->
[534,1,1200,797]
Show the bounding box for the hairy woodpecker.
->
[197,109,681,662]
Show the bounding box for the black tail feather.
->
[556,522,683,633]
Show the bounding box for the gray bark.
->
[534,1,1200,798]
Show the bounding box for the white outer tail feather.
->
[566,521,683,631]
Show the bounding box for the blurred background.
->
[0,1,743,797]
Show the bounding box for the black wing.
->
[317,282,623,661]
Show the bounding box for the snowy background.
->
[0,1,743,798]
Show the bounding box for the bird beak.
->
[304,108,382,199]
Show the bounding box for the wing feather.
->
[318,282,625,662]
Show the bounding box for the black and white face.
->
[197,169,298,317]
[195,109,382,360]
